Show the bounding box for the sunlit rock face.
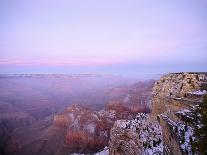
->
[53,99,145,154]
[108,80,155,114]
[105,101,138,120]
[151,72,207,155]
[53,104,109,154]
[151,72,207,117]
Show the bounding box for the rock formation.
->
[0,75,156,155]
[151,72,207,155]
[109,113,163,155]
[7,73,207,155]
[52,102,141,154]
[108,72,207,155]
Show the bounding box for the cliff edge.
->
[151,72,207,155]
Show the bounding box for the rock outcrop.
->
[53,102,140,154]
[108,80,154,113]
[109,113,163,155]
[151,72,207,155]
[0,75,156,155]
[10,74,207,155]
[3,79,154,155]
[53,104,109,154]
[108,72,207,155]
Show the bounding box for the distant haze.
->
[1,0,207,76]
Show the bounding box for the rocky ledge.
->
[109,113,163,155]
[151,72,207,155]
[108,72,207,155]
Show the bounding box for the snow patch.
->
[188,90,207,95]
[160,114,195,154]
[115,113,164,154]
[93,147,109,155]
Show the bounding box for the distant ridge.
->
[168,72,207,74]
[0,74,118,78]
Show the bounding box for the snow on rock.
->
[175,109,197,120]
[178,123,194,153]
[160,114,195,154]
[188,90,207,95]
[176,109,191,115]
[98,110,116,119]
[71,147,109,155]
[93,147,109,155]
[110,113,164,155]
[151,73,207,155]
[55,104,111,154]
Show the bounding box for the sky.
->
[0,0,207,76]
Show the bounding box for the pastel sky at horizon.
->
[0,0,207,76]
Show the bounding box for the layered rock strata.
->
[151,72,207,155]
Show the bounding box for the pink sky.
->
[0,58,125,66]
[1,0,207,74]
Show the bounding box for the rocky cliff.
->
[52,102,141,154]
[109,113,163,155]
[5,73,207,155]
[57,73,206,155]
[151,72,207,155]
[108,72,207,155]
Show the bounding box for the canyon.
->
[109,72,207,155]
[0,74,153,155]
[0,73,207,155]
